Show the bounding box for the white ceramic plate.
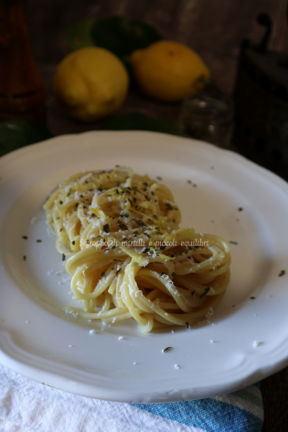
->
[1,130,288,402]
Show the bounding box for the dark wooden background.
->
[26,1,288,430]
[27,0,288,135]
[27,0,288,93]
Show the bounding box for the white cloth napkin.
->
[0,361,263,432]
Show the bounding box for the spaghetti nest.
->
[44,167,230,332]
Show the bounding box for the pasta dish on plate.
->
[44,166,230,332]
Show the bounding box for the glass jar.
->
[179,87,234,148]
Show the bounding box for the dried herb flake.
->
[162,346,173,353]
[200,286,210,298]
[103,224,110,233]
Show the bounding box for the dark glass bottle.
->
[0,0,45,121]
[233,13,288,180]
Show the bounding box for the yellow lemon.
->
[54,47,129,121]
[131,40,210,102]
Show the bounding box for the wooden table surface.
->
[27,1,288,430]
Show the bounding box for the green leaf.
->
[67,18,95,51]
[91,16,162,57]
[0,119,53,157]
[102,112,180,135]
